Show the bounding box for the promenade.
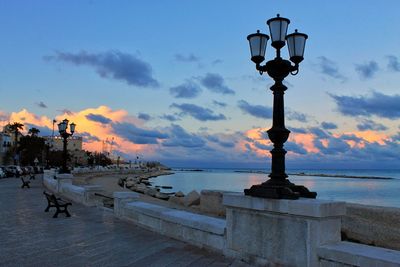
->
[0,177,241,267]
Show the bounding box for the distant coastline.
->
[174,169,204,172]
[234,170,394,180]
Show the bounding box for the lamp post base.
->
[244,181,317,199]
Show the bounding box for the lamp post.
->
[57,118,76,173]
[244,14,317,200]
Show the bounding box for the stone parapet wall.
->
[318,241,400,267]
[43,171,104,206]
[42,171,400,267]
[342,203,400,251]
[114,192,226,252]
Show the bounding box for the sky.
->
[0,1,400,169]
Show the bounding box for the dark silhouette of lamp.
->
[245,14,316,199]
[58,119,76,174]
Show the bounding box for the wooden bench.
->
[43,191,72,218]
[20,177,30,188]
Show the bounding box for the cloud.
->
[356,119,388,131]
[171,103,226,121]
[309,127,330,139]
[316,56,346,81]
[285,141,307,155]
[86,113,112,124]
[387,55,400,72]
[392,133,400,142]
[0,111,10,122]
[138,113,152,121]
[313,137,350,155]
[254,141,271,151]
[330,92,400,119]
[341,133,363,142]
[321,122,338,130]
[112,122,168,144]
[45,50,159,88]
[169,81,202,99]
[212,59,223,65]
[290,127,308,134]
[206,134,235,148]
[80,132,101,143]
[162,124,205,148]
[287,110,308,122]
[174,53,200,63]
[212,100,227,108]
[36,101,47,108]
[58,109,74,116]
[3,106,400,168]
[355,61,379,79]
[237,100,272,119]
[200,73,235,95]
[160,114,181,122]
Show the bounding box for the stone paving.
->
[0,177,242,267]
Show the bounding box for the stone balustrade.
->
[42,171,400,267]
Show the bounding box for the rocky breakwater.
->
[118,170,174,200]
[118,170,226,217]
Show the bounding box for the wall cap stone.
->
[223,192,346,218]
[125,201,226,235]
[318,241,400,266]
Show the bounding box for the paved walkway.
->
[0,177,241,267]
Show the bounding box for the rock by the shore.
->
[169,196,184,205]
[125,180,136,188]
[117,178,125,187]
[144,187,159,197]
[183,190,200,207]
[155,192,170,200]
[175,191,185,197]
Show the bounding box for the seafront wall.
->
[43,170,400,267]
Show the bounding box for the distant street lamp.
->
[245,14,316,199]
[58,118,76,173]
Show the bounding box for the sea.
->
[152,169,400,208]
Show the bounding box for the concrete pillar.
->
[56,173,73,193]
[113,192,140,217]
[223,193,346,267]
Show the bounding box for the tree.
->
[18,135,46,166]
[8,122,24,164]
[9,122,24,144]
[28,127,40,137]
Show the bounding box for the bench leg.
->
[65,209,71,217]
[53,208,71,218]
[53,210,59,218]
[45,205,50,212]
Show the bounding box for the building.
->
[44,135,83,151]
[0,132,12,165]
[44,136,88,166]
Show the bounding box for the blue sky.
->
[0,1,400,168]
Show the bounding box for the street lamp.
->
[245,14,316,200]
[58,118,76,173]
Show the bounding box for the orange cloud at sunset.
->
[289,133,319,153]
[351,131,388,145]
[0,106,157,158]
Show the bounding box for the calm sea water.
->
[152,169,400,208]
